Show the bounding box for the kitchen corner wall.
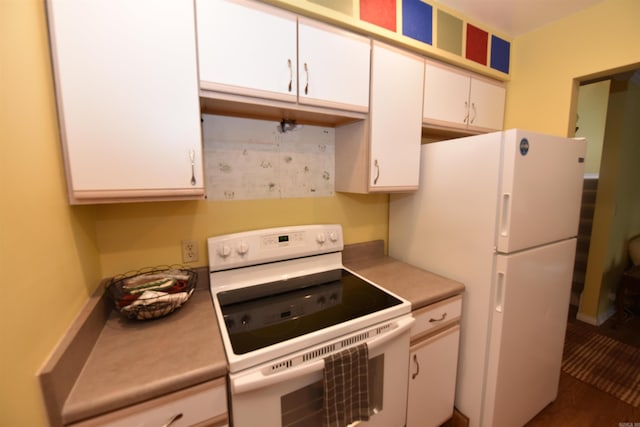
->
[505,0,640,137]
[4,0,640,425]
[1,2,102,426]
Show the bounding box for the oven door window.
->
[280,355,384,427]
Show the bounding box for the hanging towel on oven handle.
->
[322,343,370,427]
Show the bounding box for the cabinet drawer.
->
[69,378,228,427]
[411,295,462,340]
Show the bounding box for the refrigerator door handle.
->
[496,271,505,313]
[500,193,512,237]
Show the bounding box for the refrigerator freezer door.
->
[497,130,586,253]
[482,238,576,427]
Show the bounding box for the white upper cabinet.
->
[335,42,423,193]
[196,0,370,115]
[469,77,506,131]
[368,42,423,190]
[196,0,298,102]
[297,18,370,112]
[423,60,505,133]
[47,0,204,204]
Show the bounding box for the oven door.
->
[228,316,414,427]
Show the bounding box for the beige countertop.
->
[40,242,464,426]
[39,268,227,427]
[62,288,226,425]
[343,240,465,310]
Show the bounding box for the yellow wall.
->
[576,80,610,175]
[1,1,102,426]
[4,0,640,425]
[1,2,387,426]
[96,194,389,277]
[505,0,640,322]
[505,0,640,137]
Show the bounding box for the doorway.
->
[572,69,640,325]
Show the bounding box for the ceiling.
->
[436,0,606,37]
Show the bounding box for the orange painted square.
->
[360,0,397,32]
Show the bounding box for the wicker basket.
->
[106,266,197,320]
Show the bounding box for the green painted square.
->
[437,10,462,56]
[308,0,354,16]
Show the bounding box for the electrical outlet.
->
[181,240,198,263]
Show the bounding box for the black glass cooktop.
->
[216,269,403,355]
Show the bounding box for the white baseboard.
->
[576,304,616,326]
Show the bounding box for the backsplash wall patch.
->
[203,115,335,200]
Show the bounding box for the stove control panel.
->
[208,224,343,271]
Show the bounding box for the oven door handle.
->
[367,315,414,353]
[232,358,325,395]
[231,315,415,395]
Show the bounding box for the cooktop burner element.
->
[208,224,411,373]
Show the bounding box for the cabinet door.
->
[196,0,297,102]
[468,77,506,131]
[47,0,203,203]
[298,18,370,112]
[407,325,460,427]
[368,42,423,190]
[423,62,470,128]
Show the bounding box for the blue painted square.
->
[490,35,510,74]
[402,0,433,45]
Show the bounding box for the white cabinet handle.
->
[288,58,293,92]
[373,159,380,185]
[189,149,196,186]
[411,354,420,379]
[464,101,469,124]
[304,62,309,95]
[429,312,447,323]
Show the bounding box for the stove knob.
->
[329,232,338,242]
[316,233,326,244]
[329,293,338,303]
[237,241,249,255]
[317,295,326,306]
[217,244,231,258]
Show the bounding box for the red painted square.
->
[466,24,488,65]
[360,0,396,32]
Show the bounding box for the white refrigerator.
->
[389,129,586,427]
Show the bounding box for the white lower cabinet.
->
[407,296,462,427]
[68,378,228,427]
